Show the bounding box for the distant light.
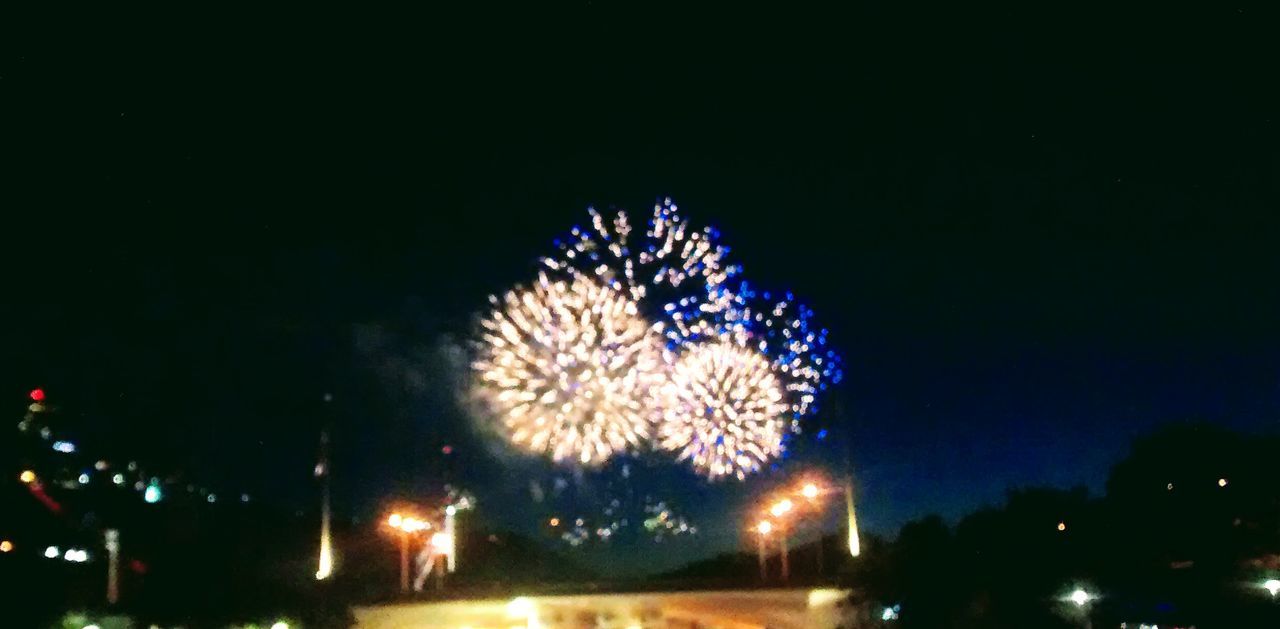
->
[441,445,453,455]
[1057,521,1067,532]
[127,461,138,472]
[0,540,12,553]
[388,513,403,528]
[881,606,899,620]
[1218,478,1228,488]
[94,460,108,471]
[549,517,560,527]
[144,483,163,504]
[45,546,59,559]
[19,470,36,484]
[1167,483,1174,490]
[757,520,773,535]
[65,549,89,562]
[802,484,819,499]
[241,493,250,503]
[1264,579,1280,597]
[112,474,125,485]
[269,622,289,629]
[53,441,77,454]
[1070,589,1091,607]
[207,494,217,503]
[445,505,457,516]
[30,388,45,401]
[83,625,101,629]
[134,481,145,491]
[430,532,452,551]
[770,499,793,517]
[78,473,90,485]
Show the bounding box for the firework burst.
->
[473,273,669,465]
[541,197,739,337]
[657,339,789,480]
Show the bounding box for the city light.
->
[78,473,90,485]
[144,482,163,504]
[770,499,793,517]
[270,622,289,629]
[757,520,773,535]
[0,540,12,553]
[549,517,560,527]
[446,505,457,516]
[388,513,402,528]
[802,483,819,499]
[112,474,125,485]
[1264,579,1280,597]
[45,546,60,559]
[19,470,36,484]
[1218,477,1228,487]
[53,441,77,453]
[1057,521,1067,532]
[430,532,453,551]
[1069,589,1092,607]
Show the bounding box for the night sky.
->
[5,5,1279,573]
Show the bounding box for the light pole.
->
[756,521,772,582]
[387,513,429,593]
[769,499,794,583]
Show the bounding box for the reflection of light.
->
[807,588,843,607]
[757,521,773,535]
[430,532,452,551]
[19,470,36,484]
[507,596,535,618]
[45,546,60,559]
[1070,589,1091,607]
[1264,579,1280,597]
[0,540,12,553]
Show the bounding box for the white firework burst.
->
[657,339,788,480]
[473,273,669,465]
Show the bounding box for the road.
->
[353,588,865,628]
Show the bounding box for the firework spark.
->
[674,281,843,425]
[541,198,738,334]
[657,339,788,480]
[473,273,669,465]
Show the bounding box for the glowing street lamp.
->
[386,511,430,592]
[802,483,819,499]
[755,521,772,581]
[770,499,794,518]
[1069,588,1092,607]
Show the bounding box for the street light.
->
[1069,588,1092,607]
[770,499,794,518]
[802,483,819,499]
[755,521,772,582]
[386,510,430,592]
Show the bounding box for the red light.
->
[29,389,45,401]
[441,445,453,455]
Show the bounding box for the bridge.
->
[353,588,866,628]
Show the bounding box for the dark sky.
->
[5,4,1279,572]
